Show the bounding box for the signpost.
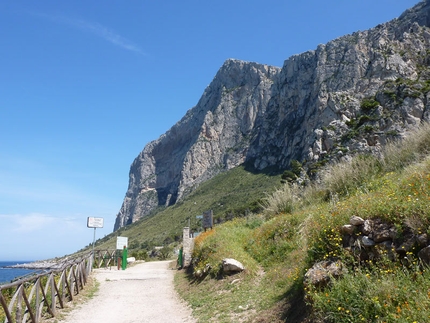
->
[87,217,104,263]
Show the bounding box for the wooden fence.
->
[92,249,118,269]
[0,253,93,323]
[0,250,122,323]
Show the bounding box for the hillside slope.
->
[93,165,281,251]
[179,122,430,323]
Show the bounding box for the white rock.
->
[222,258,245,274]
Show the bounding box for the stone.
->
[304,260,346,288]
[418,246,430,265]
[396,237,416,255]
[361,236,376,247]
[341,224,355,235]
[370,222,397,243]
[350,216,365,226]
[222,258,245,274]
[361,220,373,235]
[417,234,428,247]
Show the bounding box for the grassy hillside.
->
[88,165,282,254]
[175,123,430,323]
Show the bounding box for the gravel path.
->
[57,260,196,323]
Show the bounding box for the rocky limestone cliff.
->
[114,60,280,229]
[247,0,430,170]
[114,1,430,231]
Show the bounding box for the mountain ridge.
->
[114,0,430,231]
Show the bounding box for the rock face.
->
[114,1,430,230]
[114,60,279,229]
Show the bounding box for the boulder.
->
[361,236,376,247]
[396,237,416,255]
[418,246,430,265]
[341,224,355,235]
[369,221,397,243]
[350,216,364,226]
[222,258,245,274]
[361,219,373,235]
[417,234,428,247]
[304,260,346,288]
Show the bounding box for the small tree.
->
[158,246,173,260]
[281,160,303,183]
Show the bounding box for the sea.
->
[0,261,38,285]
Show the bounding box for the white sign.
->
[116,236,128,250]
[87,217,104,228]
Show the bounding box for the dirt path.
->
[57,260,196,323]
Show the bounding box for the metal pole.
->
[92,228,96,263]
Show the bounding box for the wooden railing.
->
[92,249,118,269]
[0,253,93,323]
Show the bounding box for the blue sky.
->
[0,0,419,261]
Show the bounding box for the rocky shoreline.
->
[4,259,68,270]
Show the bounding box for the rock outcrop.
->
[114,60,280,229]
[114,1,430,231]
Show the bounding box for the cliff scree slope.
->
[114,1,430,231]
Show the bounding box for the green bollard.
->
[122,246,128,270]
[178,247,183,269]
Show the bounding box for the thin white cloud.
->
[32,12,145,54]
[70,18,145,54]
[0,213,79,233]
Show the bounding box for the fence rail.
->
[0,253,93,323]
[93,249,118,269]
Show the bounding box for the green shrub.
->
[360,97,379,111]
[158,246,173,260]
[281,170,297,183]
[291,160,303,176]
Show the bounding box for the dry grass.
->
[382,121,430,171]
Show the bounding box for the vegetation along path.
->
[57,260,196,323]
